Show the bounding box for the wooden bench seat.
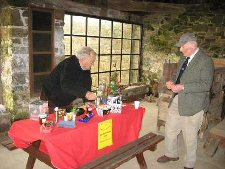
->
[24,133,163,169]
[80,132,164,169]
[204,119,225,156]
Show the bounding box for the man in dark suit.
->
[157,33,214,169]
[42,46,97,109]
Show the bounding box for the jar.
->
[39,113,47,125]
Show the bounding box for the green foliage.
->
[149,30,176,53]
[11,110,29,122]
[109,81,119,96]
[109,69,120,96]
[110,70,119,82]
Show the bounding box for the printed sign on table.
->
[98,119,113,150]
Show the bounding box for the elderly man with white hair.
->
[42,46,97,109]
[157,33,214,169]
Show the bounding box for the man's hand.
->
[85,91,97,101]
[171,84,184,93]
[85,101,96,108]
[166,81,174,90]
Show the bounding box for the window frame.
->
[64,12,143,89]
[29,7,55,97]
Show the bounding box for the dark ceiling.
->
[3,0,225,16]
[71,0,225,16]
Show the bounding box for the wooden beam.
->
[29,0,143,24]
[108,0,186,14]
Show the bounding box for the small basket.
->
[40,121,54,133]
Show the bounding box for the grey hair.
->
[76,46,97,60]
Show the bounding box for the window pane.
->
[91,74,98,90]
[32,11,51,31]
[87,37,99,53]
[64,14,71,34]
[122,55,130,70]
[122,39,131,54]
[101,20,111,37]
[130,70,139,84]
[33,54,51,73]
[100,38,111,54]
[99,55,110,72]
[72,16,86,35]
[91,57,98,73]
[130,55,139,69]
[99,72,110,85]
[64,14,143,90]
[123,23,132,39]
[34,75,48,93]
[87,18,99,36]
[112,39,121,54]
[132,40,140,54]
[121,71,129,85]
[133,24,141,39]
[113,22,122,38]
[33,33,51,52]
[112,55,121,70]
[64,36,71,55]
[72,37,85,55]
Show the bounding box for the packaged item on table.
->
[63,112,75,122]
[40,121,54,133]
[107,95,122,113]
[29,100,49,121]
[39,113,47,125]
[59,121,76,128]
[96,104,111,117]
[77,112,94,123]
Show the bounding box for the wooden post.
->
[136,153,147,169]
[26,141,41,169]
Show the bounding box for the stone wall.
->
[0,6,65,117]
[0,6,29,115]
[142,4,225,84]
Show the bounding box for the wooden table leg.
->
[136,153,147,169]
[26,141,41,169]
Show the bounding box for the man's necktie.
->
[175,57,190,84]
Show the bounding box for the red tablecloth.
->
[9,104,145,169]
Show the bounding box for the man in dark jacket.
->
[42,46,97,108]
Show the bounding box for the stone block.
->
[0,113,11,133]
[12,9,23,26]
[122,85,149,102]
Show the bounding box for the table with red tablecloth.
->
[8,104,145,169]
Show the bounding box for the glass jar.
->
[39,113,47,125]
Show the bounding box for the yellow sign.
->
[98,119,113,150]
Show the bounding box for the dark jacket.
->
[43,55,92,107]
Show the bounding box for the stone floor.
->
[0,100,224,169]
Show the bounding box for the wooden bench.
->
[204,119,225,156]
[80,132,164,169]
[23,132,163,169]
[1,138,17,151]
